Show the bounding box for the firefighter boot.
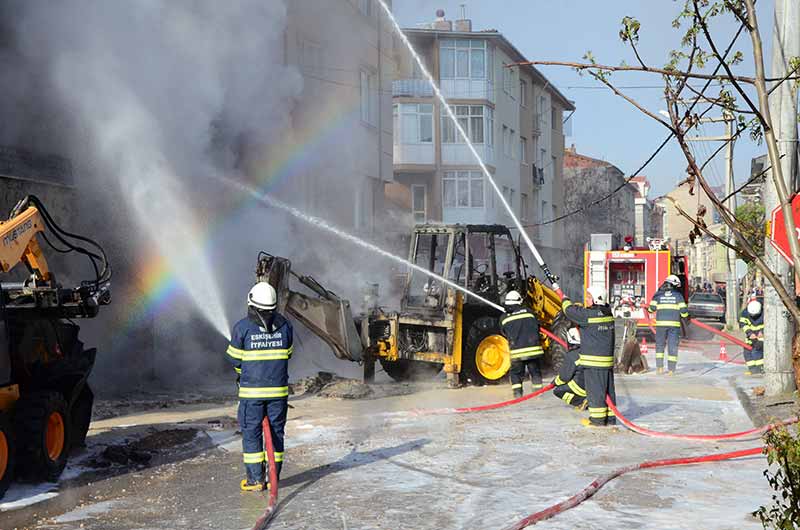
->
[513,388,523,399]
[241,479,265,492]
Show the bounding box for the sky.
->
[394,0,778,199]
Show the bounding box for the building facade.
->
[630,176,664,246]
[388,10,574,253]
[281,0,394,237]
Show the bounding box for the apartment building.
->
[388,10,574,253]
[630,176,665,246]
[282,0,394,236]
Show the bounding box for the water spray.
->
[218,176,506,313]
[375,0,559,286]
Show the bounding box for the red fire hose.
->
[503,446,764,529]
[606,396,798,441]
[540,328,568,349]
[250,417,280,530]
[690,319,752,350]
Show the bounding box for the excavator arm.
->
[256,253,363,363]
[0,206,50,282]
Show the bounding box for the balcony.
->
[441,78,493,102]
[393,79,434,98]
[442,143,494,166]
[394,143,435,166]
[532,166,545,187]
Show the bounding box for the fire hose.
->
[250,417,280,530]
[690,319,752,350]
[502,446,764,530]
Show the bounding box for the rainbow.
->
[117,86,362,340]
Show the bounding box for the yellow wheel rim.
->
[475,335,511,380]
[0,429,7,480]
[45,412,65,461]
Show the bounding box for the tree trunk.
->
[792,332,800,393]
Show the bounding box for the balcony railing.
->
[532,166,545,186]
[393,79,434,98]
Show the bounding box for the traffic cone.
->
[718,341,729,362]
[640,337,648,355]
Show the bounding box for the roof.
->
[402,28,575,110]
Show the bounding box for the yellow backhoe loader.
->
[0,195,110,499]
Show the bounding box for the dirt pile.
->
[290,372,418,400]
[90,428,199,469]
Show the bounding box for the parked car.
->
[688,292,726,322]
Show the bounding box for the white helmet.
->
[567,327,581,345]
[586,285,606,305]
[747,300,762,316]
[504,290,523,306]
[665,275,681,288]
[248,282,277,310]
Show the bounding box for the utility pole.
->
[685,113,739,329]
[764,0,800,395]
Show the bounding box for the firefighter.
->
[552,327,587,410]
[225,282,293,492]
[739,299,765,375]
[500,290,544,398]
[556,284,617,427]
[648,275,689,375]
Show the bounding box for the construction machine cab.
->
[403,224,524,315]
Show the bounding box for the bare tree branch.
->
[590,72,675,130]
[664,196,751,256]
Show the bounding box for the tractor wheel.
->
[0,412,15,499]
[16,392,71,482]
[379,358,443,382]
[462,316,510,386]
[544,319,569,376]
[70,385,94,449]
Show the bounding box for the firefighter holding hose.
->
[501,290,545,398]
[555,284,617,427]
[551,327,587,410]
[648,275,689,375]
[739,299,765,375]
[225,282,293,492]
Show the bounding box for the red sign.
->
[769,194,800,265]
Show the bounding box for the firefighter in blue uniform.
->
[552,327,587,410]
[648,275,689,375]
[739,299,765,375]
[500,290,545,398]
[225,282,293,492]
[557,285,617,427]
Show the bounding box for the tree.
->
[736,201,766,263]
[509,0,800,393]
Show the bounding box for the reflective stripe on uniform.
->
[243,451,266,464]
[532,383,544,389]
[562,392,575,404]
[562,300,573,310]
[554,375,566,386]
[589,407,608,418]
[501,313,536,325]
[653,303,683,310]
[511,383,523,389]
[242,348,293,361]
[567,379,587,397]
[274,451,284,463]
[747,359,765,367]
[655,352,664,359]
[578,354,614,368]
[667,355,679,362]
[510,346,544,359]
[226,345,245,360]
[239,386,290,399]
[587,316,615,324]
[655,320,681,327]
[234,367,242,374]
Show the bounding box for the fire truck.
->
[584,234,689,331]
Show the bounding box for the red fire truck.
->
[583,234,689,330]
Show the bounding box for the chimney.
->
[454,3,472,32]
[433,9,452,31]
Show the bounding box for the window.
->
[412,185,426,223]
[360,69,377,126]
[520,136,528,164]
[551,106,559,129]
[359,0,372,17]
[539,96,548,128]
[503,64,513,94]
[300,40,322,75]
[440,39,487,80]
[443,171,484,208]
[540,148,547,169]
[442,105,490,144]
[520,80,528,107]
[521,193,529,221]
[502,126,509,156]
[510,129,516,159]
[396,103,433,143]
[552,155,557,177]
